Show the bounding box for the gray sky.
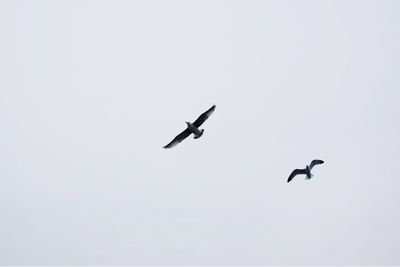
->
[0,0,400,265]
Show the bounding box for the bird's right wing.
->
[163,128,191,149]
[192,105,216,128]
[287,169,307,183]
[309,159,324,170]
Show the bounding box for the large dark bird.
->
[287,159,324,183]
[163,105,216,149]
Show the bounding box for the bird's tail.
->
[194,129,204,139]
[305,174,314,180]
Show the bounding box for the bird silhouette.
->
[287,159,324,183]
[163,105,216,149]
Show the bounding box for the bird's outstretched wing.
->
[163,128,191,149]
[192,105,216,128]
[287,168,307,183]
[309,159,324,170]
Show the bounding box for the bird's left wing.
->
[163,128,192,149]
[192,105,216,128]
[287,168,307,183]
[309,159,324,170]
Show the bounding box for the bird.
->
[163,104,216,149]
[287,159,324,183]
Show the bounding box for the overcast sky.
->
[1,0,400,265]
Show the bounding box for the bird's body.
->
[287,159,324,183]
[163,105,216,149]
[304,165,312,179]
[185,122,204,138]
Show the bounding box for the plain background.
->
[0,0,399,265]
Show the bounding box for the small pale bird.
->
[163,105,216,149]
[287,159,324,183]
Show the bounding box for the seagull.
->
[287,159,324,183]
[163,105,216,149]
